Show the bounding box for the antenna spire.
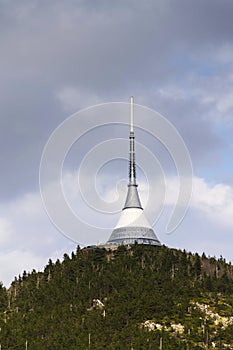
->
[130,96,134,133]
[123,96,142,208]
[129,96,136,185]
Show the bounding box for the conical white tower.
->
[106,97,161,246]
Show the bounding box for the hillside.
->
[0,244,233,349]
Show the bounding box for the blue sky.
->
[0,0,233,286]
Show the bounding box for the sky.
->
[1,0,233,286]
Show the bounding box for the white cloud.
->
[157,87,187,101]
[214,44,233,64]
[191,177,233,228]
[165,176,233,229]
[0,250,45,287]
[0,218,13,244]
[217,92,233,114]
[0,188,76,287]
[55,87,102,113]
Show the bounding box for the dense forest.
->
[0,244,233,349]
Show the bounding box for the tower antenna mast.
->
[106,96,161,247]
[130,96,134,133]
[129,96,136,185]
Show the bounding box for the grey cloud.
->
[1,0,233,199]
[0,80,64,199]
[1,0,233,91]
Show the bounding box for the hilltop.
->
[0,244,233,349]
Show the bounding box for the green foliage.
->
[0,245,232,349]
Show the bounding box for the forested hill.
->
[0,244,233,349]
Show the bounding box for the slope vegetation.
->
[0,245,233,349]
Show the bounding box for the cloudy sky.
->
[1,0,233,286]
